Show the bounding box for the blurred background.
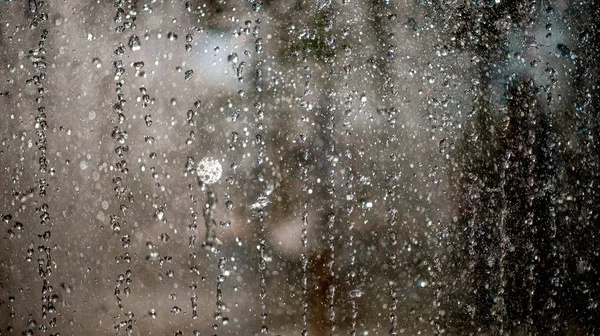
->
[1,0,599,334]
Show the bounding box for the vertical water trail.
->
[368,0,401,332]
[183,105,206,331]
[464,170,479,329]
[326,212,336,335]
[540,8,560,331]
[546,124,559,334]
[495,150,510,335]
[200,181,219,250]
[367,0,397,106]
[525,88,537,328]
[318,4,339,333]
[184,103,200,322]
[300,203,309,336]
[345,131,358,336]
[139,44,180,332]
[28,2,57,330]
[298,42,314,335]
[387,207,399,335]
[197,183,224,333]
[463,70,489,328]
[323,101,337,335]
[349,292,358,336]
[257,202,268,334]
[569,3,600,330]
[299,94,311,335]
[109,1,137,332]
[215,256,227,332]
[339,2,360,332]
[250,6,269,332]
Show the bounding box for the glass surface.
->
[1,0,599,334]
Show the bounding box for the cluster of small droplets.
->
[112,176,133,202]
[114,311,134,334]
[4,213,24,241]
[378,1,398,104]
[186,25,206,52]
[185,102,200,145]
[254,102,266,161]
[185,33,193,52]
[137,87,154,108]
[37,203,58,329]
[190,283,199,320]
[39,277,57,329]
[114,269,133,306]
[236,61,246,83]
[28,0,49,29]
[34,111,47,177]
[29,27,49,190]
[113,0,137,33]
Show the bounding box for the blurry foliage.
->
[447,43,600,336]
[430,0,538,60]
[434,0,600,332]
[283,5,336,63]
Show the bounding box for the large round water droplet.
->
[197,157,222,184]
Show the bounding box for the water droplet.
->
[128,35,141,51]
[185,70,193,81]
[92,58,102,68]
[197,157,222,184]
[349,289,364,298]
[155,209,164,221]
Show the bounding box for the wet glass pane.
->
[1,0,599,334]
